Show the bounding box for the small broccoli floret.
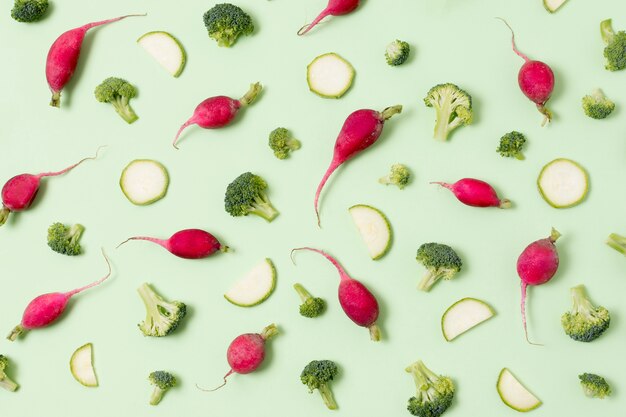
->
[582,89,615,119]
[379,163,411,189]
[224,172,279,222]
[294,283,326,318]
[406,360,455,417]
[0,355,19,392]
[94,77,139,124]
[137,283,187,337]
[561,285,610,342]
[424,83,473,141]
[386,39,410,66]
[496,131,526,160]
[47,222,85,256]
[148,371,177,405]
[415,243,462,291]
[579,373,611,399]
[203,3,254,47]
[11,0,48,23]
[300,360,339,410]
[269,127,301,159]
[601,19,626,71]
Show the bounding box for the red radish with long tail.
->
[431,178,511,208]
[298,0,360,35]
[117,229,229,259]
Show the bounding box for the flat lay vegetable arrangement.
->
[1,0,626,416]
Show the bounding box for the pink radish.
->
[7,250,112,341]
[298,0,360,36]
[291,247,381,341]
[431,178,511,208]
[172,83,262,149]
[498,18,555,126]
[117,228,229,259]
[314,105,402,226]
[516,228,561,344]
[46,14,145,107]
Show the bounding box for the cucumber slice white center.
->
[224,259,276,307]
[348,204,392,260]
[137,31,186,77]
[497,368,541,412]
[70,343,98,387]
[543,0,568,13]
[537,158,588,208]
[441,298,495,341]
[120,159,169,206]
[307,53,355,99]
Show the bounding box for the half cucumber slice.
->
[348,204,392,260]
[537,158,588,208]
[543,0,568,13]
[441,297,495,341]
[224,259,276,307]
[497,368,541,412]
[70,343,98,387]
[137,31,186,77]
[120,159,169,206]
[307,53,355,99]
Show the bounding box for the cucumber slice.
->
[138,31,186,77]
[441,297,495,341]
[497,368,541,412]
[120,159,169,206]
[70,343,98,387]
[307,53,355,99]
[537,158,588,208]
[348,204,392,260]
[224,259,276,307]
[543,0,568,13]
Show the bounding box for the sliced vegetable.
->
[120,159,169,206]
[348,204,392,260]
[137,31,186,77]
[543,0,568,13]
[70,343,98,387]
[537,158,588,208]
[307,53,355,99]
[497,368,541,412]
[441,298,495,341]
[224,259,276,307]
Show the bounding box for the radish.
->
[46,14,145,107]
[291,247,382,341]
[7,250,112,341]
[431,178,511,208]
[498,18,555,126]
[117,229,228,259]
[172,83,262,149]
[297,0,360,36]
[314,105,402,226]
[517,228,561,344]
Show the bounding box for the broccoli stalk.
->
[607,232,626,255]
[11,0,48,23]
[94,77,139,124]
[203,3,254,47]
[601,19,626,71]
[0,355,19,392]
[579,373,611,399]
[385,40,410,66]
[496,131,527,160]
[224,172,279,222]
[424,83,473,141]
[415,243,463,291]
[379,163,411,189]
[137,283,187,337]
[294,283,326,318]
[561,285,610,342]
[269,127,301,159]
[47,222,85,256]
[148,371,177,405]
[300,360,339,410]
[582,89,615,119]
[406,360,455,417]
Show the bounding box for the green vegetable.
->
[0,355,18,392]
[300,360,339,410]
[561,284,610,342]
[148,371,177,405]
[601,19,626,71]
[11,0,48,22]
[47,222,85,256]
[307,52,355,99]
[385,39,410,66]
[497,368,541,411]
[415,243,462,291]
[582,89,615,119]
[269,128,301,159]
[94,77,139,124]
[496,131,526,160]
[203,3,254,47]
[294,283,326,318]
[224,172,279,222]
[69,343,98,387]
[406,360,454,417]
[424,83,473,141]
[137,283,187,337]
[537,158,588,208]
[579,373,611,399]
[379,163,410,189]
[137,31,186,77]
[607,232,626,255]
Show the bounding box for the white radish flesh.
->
[224,259,276,307]
[307,53,355,98]
[70,343,98,387]
[120,160,169,206]
[348,204,392,260]
[537,158,588,208]
[441,298,494,341]
[497,368,541,412]
[138,31,186,77]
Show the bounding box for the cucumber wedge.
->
[225,259,276,307]
[497,368,541,412]
[138,31,186,77]
[441,297,495,341]
[70,343,98,387]
[120,159,169,206]
[543,0,568,13]
[307,53,355,99]
[537,158,588,208]
[348,204,392,260]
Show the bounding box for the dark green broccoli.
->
[415,243,462,291]
[148,371,177,405]
[385,39,410,66]
[496,131,526,160]
[11,0,48,23]
[0,355,19,392]
[47,222,85,256]
[137,283,187,337]
[300,360,339,410]
[203,3,254,47]
[294,283,326,318]
[579,373,611,399]
[269,127,301,159]
[607,232,626,255]
[424,83,473,141]
[582,89,615,119]
[94,77,139,124]
[601,19,626,71]
[224,172,279,222]
[406,360,455,417]
[379,163,411,189]
[561,285,610,342]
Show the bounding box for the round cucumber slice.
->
[307,53,355,99]
[497,368,541,412]
[138,31,186,77]
[537,158,588,208]
[543,0,568,13]
[348,204,392,260]
[441,297,495,341]
[70,343,98,387]
[224,259,276,307]
[120,159,169,206]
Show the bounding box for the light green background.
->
[1,0,625,416]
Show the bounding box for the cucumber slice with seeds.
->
[224,259,276,307]
[307,53,355,99]
[120,159,169,206]
[537,158,588,208]
[138,31,186,77]
[70,343,98,387]
[497,368,541,412]
[348,204,392,260]
[441,297,495,341]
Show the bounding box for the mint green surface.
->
[1,0,626,415]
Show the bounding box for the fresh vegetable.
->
[432,178,511,208]
[405,360,455,417]
[300,360,339,409]
[224,172,279,222]
[582,89,615,119]
[291,247,382,341]
[607,232,626,255]
[423,83,473,141]
[348,204,392,260]
[497,131,526,160]
[385,39,410,66]
[119,159,169,206]
[224,259,276,307]
[203,3,254,47]
[497,368,541,412]
[537,158,588,208]
[297,0,359,35]
[441,298,495,341]
[47,222,85,256]
[118,228,227,259]
[269,127,301,159]
[306,53,355,99]
[601,19,626,71]
[137,31,186,77]
[561,285,610,342]
[0,355,19,392]
[137,283,187,337]
[172,82,261,149]
[70,343,98,387]
[11,0,48,22]
[94,77,138,124]
[148,371,177,405]
[294,283,326,318]
[415,242,462,292]
[379,163,410,189]
[579,373,611,399]
[314,105,402,226]
[543,0,568,13]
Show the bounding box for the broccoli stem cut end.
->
[6,325,25,341]
[0,376,18,392]
[0,207,9,226]
[318,383,338,410]
[607,233,626,255]
[433,114,451,141]
[600,19,615,44]
[418,270,442,291]
[294,283,312,303]
[250,200,279,222]
[150,386,165,405]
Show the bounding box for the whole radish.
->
[46,14,145,107]
[172,83,262,149]
[431,178,511,208]
[291,247,381,341]
[7,250,112,341]
[516,228,561,344]
[498,18,555,126]
[314,105,402,226]
[298,0,360,35]
[117,228,229,259]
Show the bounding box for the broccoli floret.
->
[224,172,279,222]
[607,232,626,255]
[379,163,411,189]
[579,373,611,399]
[203,3,254,47]
[269,127,301,159]
[47,222,85,256]
[11,0,48,22]
[496,131,526,160]
[582,89,615,119]
[386,40,410,66]
[424,83,473,141]
[148,371,177,405]
[94,77,139,124]
[415,243,462,291]
[137,283,187,337]
[294,283,326,318]
[601,19,626,71]
[406,360,455,417]
[300,360,339,410]
[561,285,610,342]
[0,355,19,392]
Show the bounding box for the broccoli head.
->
[269,127,301,159]
[406,360,455,417]
[424,83,473,141]
[561,285,610,342]
[300,360,339,410]
[94,77,139,124]
[607,232,626,255]
[47,222,85,256]
[0,355,19,392]
[601,19,626,71]
[11,0,48,23]
[582,89,615,119]
[579,373,611,399]
[148,371,177,405]
[294,283,326,318]
[379,163,411,189]
[224,172,279,222]
[203,3,254,47]
[496,131,526,160]
[386,39,410,66]
[137,283,187,337]
[415,243,462,291]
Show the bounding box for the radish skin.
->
[431,178,511,208]
[117,229,228,259]
[298,0,360,35]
